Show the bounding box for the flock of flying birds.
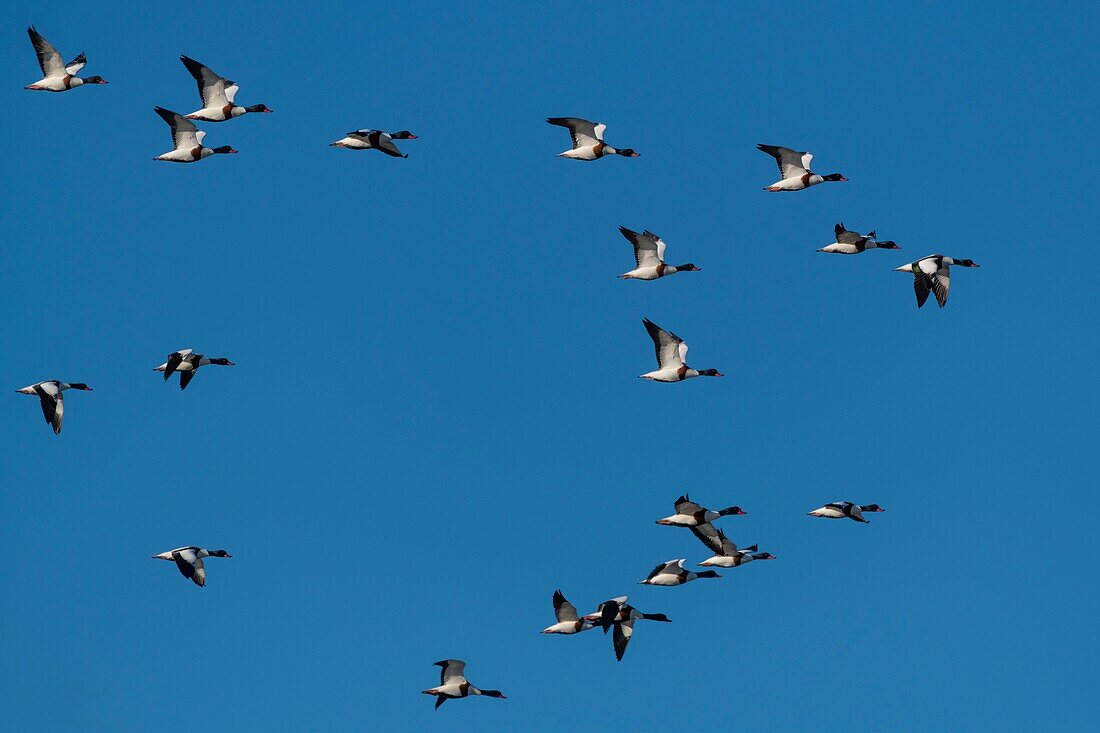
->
[19,24,973,710]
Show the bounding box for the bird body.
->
[639,318,722,382]
[542,590,596,634]
[655,494,745,527]
[639,558,720,586]
[895,255,979,308]
[421,660,505,709]
[818,223,900,254]
[807,501,885,523]
[154,349,234,390]
[330,129,417,157]
[618,227,699,280]
[547,117,639,160]
[152,546,231,586]
[179,55,272,121]
[153,107,237,162]
[16,380,92,434]
[582,597,671,661]
[688,522,777,567]
[24,27,107,91]
[757,144,846,191]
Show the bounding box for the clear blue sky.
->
[2,2,1096,730]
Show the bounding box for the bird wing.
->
[179,370,197,391]
[642,231,667,263]
[757,144,811,178]
[619,227,661,268]
[155,107,200,150]
[547,117,604,148]
[172,548,205,586]
[27,27,65,77]
[834,224,863,245]
[34,382,63,434]
[64,53,86,75]
[376,135,406,158]
[931,265,951,308]
[690,523,737,555]
[643,318,685,370]
[553,590,579,623]
[613,619,634,661]
[436,660,467,685]
[180,56,230,108]
[223,82,239,104]
[163,351,188,380]
[673,495,702,515]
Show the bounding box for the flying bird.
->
[582,597,671,661]
[638,558,720,586]
[690,523,777,568]
[154,349,234,390]
[153,107,237,162]
[757,144,847,191]
[618,227,700,280]
[541,590,597,634]
[330,129,418,157]
[546,117,639,160]
[895,255,980,308]
[16,380,92,435]
[655,494,745,527]
[807,502,885,523]
[818,223,900,254]
[24,26,107,91]
[179,55,272,121]
[152,546,231,587]
[421,660,505,710]
[639,318,722,382]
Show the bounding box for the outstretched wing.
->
[180,56,230,108]
[27,26,65,78]
[757,144,811,179]
[179,370,197,391]
[154,107,201,150]
[547,117,605,149]
[34,382,63,434]
[643,318,686,370]
[613,619,634,661]
[619,227,662,268]
[65,53,86,75]
[931,267,951,308]
[673,494,702,515]
[376,135,406,158]
[690,522,737,556]
[435,659,467,685]
[834,223,863,245]
[553,590,579,623]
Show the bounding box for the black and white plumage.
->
[639,558,720,586]
[546,117,639,161]
[180,55,272,121]
[541,590,596,634]
[818,222,900,254]
[153,107,238,162]
[329,129,418,157]
[154,349,235,390]
[807,501,885,523]
[757,144,847,191]
[895,255,980,308]
[24,26,107,92]
[690,523,776,568]
[581,596,671,661]
[618,227,700,280]
[421,660,506,710]
[655,494,745,527]
[152,546,232,587]
[639,318,722,382]
[16,380,93,435]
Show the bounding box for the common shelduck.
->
[807,501,885,523]
[895,255,980,308]
[152,546,231,587]
[179,55,272,122]
[546,117,639,160]
[329,129,417,157]
[639,558,720,586]
[541,590,596,634]
[655,494,745,527]
[154,349,234,390]
[24,26,106,92]
[757,144,847,191]
[818,223,900,254]
[153,107,237,162]
[582,597,671,661]
[618,227,699,280]
[16,380,92,435]
[422,660,505,710]
[690,523,776,568]
[639,318,722,382]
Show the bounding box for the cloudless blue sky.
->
[2,2,1097,730]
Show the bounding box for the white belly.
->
[622,266,661,280]
[333,137,373,149]
[28,76,75,92]
[559,147,599,161]
[187,107,229,122]
[819,242,858,254]
[648,575,683,586]
[640,368,685,382]
[155,148,204,163]
[699,555,734,568]
[767,177,808,191]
